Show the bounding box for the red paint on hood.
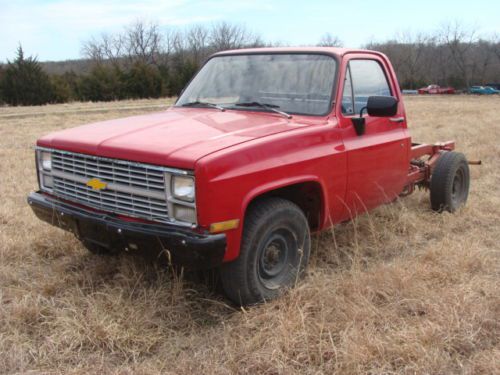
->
[37,107,319,169]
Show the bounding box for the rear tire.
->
[430,151,470,212]
[221,198,311,306]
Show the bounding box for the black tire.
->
[81,240,120,256]
[430,151,470,212]
[221,198,311,306]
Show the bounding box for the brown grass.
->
[0,96,499,374]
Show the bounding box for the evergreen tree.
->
[0,45,54,106]
[158,64,172,97]
[0,65,5,104]
[51,72,76,103]
[78,64,124,101]
[123,62,163,99]
[169,56,198,96]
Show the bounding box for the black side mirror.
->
[366,95,398,117]
[351,95,398,136]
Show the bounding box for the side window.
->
[341,65,354,115]
[349,59,391,114]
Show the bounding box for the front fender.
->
[194,125,346,262]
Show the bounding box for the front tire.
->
[430,151,470,212]
[221,198,311,306]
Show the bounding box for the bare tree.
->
[81,33,124,65]
[440,21,478,87]
[82,20,164,67]
[186,24,210,63]
[155,27,179,65]
[317,33,343,47]
[82,20,266,68]
[469,39,495,84]
[209,22,260,51]
[125,21,163,65]
[490,33,500,63]
[426,36,453,85]
[366,22,500,88]
[79,19,500,90]
[394,31,430,88]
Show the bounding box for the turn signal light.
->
[209,219,240,233]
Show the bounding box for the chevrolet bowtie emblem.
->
[86,178,107,191]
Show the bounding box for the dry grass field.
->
[0,96,499,374]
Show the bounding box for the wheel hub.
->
[259,234,288,278]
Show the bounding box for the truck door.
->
[337,56,410,216]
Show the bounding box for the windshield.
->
[176,54,337,116]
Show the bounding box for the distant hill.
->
[0,57,92,75]
[39,58,93,75]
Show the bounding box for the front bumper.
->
[27,192,226,268]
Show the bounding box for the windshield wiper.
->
[180,101,225,112]
[231,101,292,119]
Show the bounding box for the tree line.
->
[367,23,500,89]
[0,21,499,106]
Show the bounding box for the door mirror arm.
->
[351,106,367,136]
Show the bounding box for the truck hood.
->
[37,107,315,169]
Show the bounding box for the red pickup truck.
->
[28,48,471,305]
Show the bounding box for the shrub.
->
[78,64,124,102]
[123,62,163,99]
[0,46,54,106]
[50,72,80,103]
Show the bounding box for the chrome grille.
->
[49,149,169,223]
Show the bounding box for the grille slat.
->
[53,158,164,178]
[52,155,165,192]
[49,150,170,223]
[54,181,167,211]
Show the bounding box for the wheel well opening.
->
[248,182,324,230]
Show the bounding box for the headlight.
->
[42,174,54,188]
[41,151,52,171]
[173,204,196,223]
[172,175,195,202]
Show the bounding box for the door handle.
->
[389,117,405,123]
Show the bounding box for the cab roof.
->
[213,46,384,58]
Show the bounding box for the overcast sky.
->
[1,0,499,62]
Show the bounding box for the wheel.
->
[430,151,470,212]
[220,198,311,306]
[81,240,120,256]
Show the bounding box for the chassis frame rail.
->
[404,140,481,196]
[404,141,455,195]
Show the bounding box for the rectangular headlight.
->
[173,204,196,223]
[171,175,195,202]
[42,174,54,188]
[41,151,52,171]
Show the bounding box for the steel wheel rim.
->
[258,228,296,289]
[451,167,465,206]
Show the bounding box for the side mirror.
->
[366,95,398,117]
[351,96,398,136]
